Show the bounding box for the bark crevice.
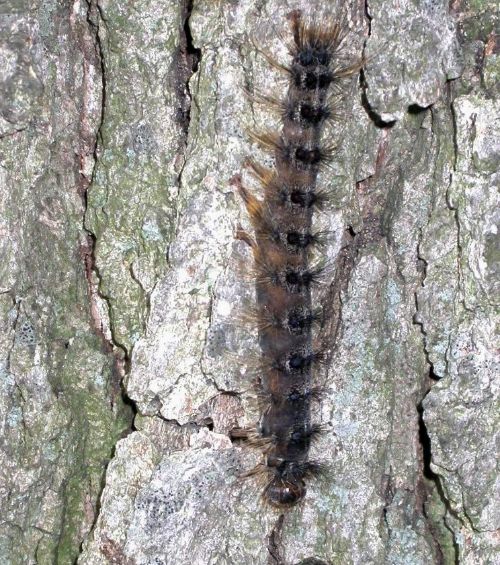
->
[417,397,461,564]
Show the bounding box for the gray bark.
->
[0,0,498,564]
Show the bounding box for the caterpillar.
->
[232,11,360,508]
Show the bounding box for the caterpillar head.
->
[264,474,306,507]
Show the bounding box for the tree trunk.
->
[0,0,498,564]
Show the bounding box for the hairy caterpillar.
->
[233,11,361,508]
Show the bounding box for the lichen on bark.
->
[1,0,498,564]
[0,1,132,562]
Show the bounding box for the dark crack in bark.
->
[360,0,396,129]
[413,232,437,378]
[266,514,331,565]
[417,397,461,565]
[414,89,486,557]
[80,0,132,393]
[75,2,136,559]
[178,0,201,133]
[410,217,459,565]
[81,0,137,423]
[166,0,202,266]
[267,513,285,565]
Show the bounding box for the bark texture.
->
[0,0,498,564]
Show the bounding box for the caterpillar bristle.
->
[288,10,356,71]
[256,217,331,253]
[284,305,323,335]
[237,347,325,381]
[249,130,338,171]
[232,304,266,330]
[288,141,337,171]
[235,227,257,250]
[294,459,328,479]
[307,422,327,442]
[244,158,275,186]
[305,385,329,402]
[247,130,281,153]
[246,162,328,213]
[271,184,333,214]
[231,176,264,223]
[244,88,283,114]
[247,90,344,130]
[253,265,324,293]
[333,55,367,79]
[230,427,252,440]
[267,384,327,405]
[240,462,268,479]
[235,303,322,334]
[295,21,346,55]
[269,348,326,375]
[230,427,274,449]
[283,98,333,128]
[250,39,291,75]
[310,229,331,249]
[250,251,331,286]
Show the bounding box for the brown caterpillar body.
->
[236,12,360,507]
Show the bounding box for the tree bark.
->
[0,0,498,564]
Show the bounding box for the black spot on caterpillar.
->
[234,11,362,508]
